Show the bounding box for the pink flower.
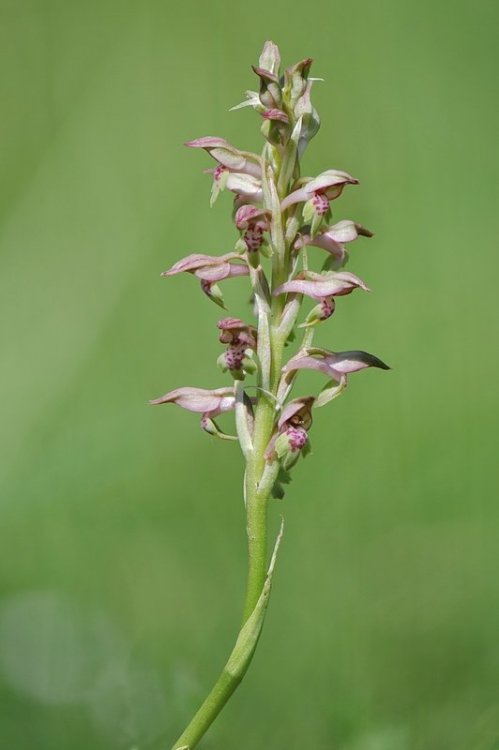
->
[265,396,315,477]
[274,271,370,325]
[295,220,373,266]
[281,170,359,235]
[185,137,262,179]
[186,137,263,206]
[217,318,258,378]
[217,317,257,349]
[283,348,390,387]
[150,386,236,433]
[162,253,249,308]
[234,205,270,254]
[206,167,263,207]
[274,270,370,299]
[281,170,359,212]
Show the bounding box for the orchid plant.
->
[152,42,389,750]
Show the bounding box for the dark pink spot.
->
[320,297,335,320]
[312,192,329,216]
[214,165,227,182]
[286,426,308,452]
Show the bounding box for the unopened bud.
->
[259,41,281,77]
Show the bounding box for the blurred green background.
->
[1,1,498,748]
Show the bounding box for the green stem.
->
[170,397,276,750]
[241,395,276,621]
[170,139,298,750]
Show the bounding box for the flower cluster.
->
[152,41,389,498]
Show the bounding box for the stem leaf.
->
[225,519,284,679]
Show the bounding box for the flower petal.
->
[282,355,335,378]
[259,40,281,77]
[234,204,269,230]
[149,386,235,414]
[274,271,369,299]
[225,173,263,199]
[306,169,359,194]
[323,219,373,243]
[193,263,232,282]
[261,108,289,124]
[162,252,239,276]
[325,350,390,374]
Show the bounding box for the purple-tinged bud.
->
[294,80,321,157]
[252,66,282,109]
[283,57,314,108]
[259,40,281,77]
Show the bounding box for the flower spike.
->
[154,42,390,750]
